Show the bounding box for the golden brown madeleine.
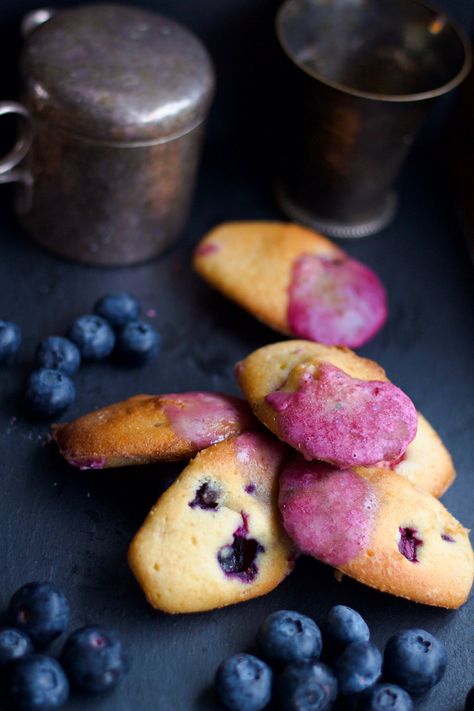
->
[279,459,473,609]
[129,433,295,613]
[362,412,455,498]
[53,392,258,469]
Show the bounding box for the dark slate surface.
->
[0,1,473,710]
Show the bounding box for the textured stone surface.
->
[0,0,472,707]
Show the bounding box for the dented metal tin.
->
[3,4,215,265]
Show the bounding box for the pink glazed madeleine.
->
[287,253,387,348]
[238,340,454,496]
[279,458,473,609]
[194,221,387,347]
[53,392,258,469]
[265,362,417,466]
[237,340,417,468]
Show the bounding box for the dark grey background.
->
[0,1,473,710]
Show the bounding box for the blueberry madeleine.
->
[279,458,473,608]
[128,432,295,613]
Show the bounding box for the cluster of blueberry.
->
[0,581,129,710]
[0,292,160,418]
[214,606,452,710]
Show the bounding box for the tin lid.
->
[21,4,215,143]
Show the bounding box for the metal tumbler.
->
[0,4,215,265]
[276,0,471,237]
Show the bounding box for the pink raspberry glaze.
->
[236,432,288,500]
[377,451,407,471]
[266,363,417,466]
[195,243,219,257]
[235,431,286,469]
[161,392,255,449]
[279,459,377,566]
[287,253,387,347]
[66,456,107,470]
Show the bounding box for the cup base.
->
[276,188,398,238]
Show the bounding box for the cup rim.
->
[275,0,472,103]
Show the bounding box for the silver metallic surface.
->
[21,8,55,38]
[0,101,34,199]
[20,121,204,266]
[21,4,215,142]
[276,187,397,238]
[10,3,215,265]
[276,0,471,238]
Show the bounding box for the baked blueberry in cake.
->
[278,458,473,609]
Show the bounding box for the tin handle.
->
[0,102,33,186]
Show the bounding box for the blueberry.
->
[94,292,140,329]
[118,320,160,364]
[35,337,81,375]
[61,625,129,694]
[8,654,69,710]
[25,369,75,418]
[383,629,447,695]
[215,653,272,711]
[325,605,370,656]
[0,320,21,362]
[277,661,338,710]
[357,684,413,710]
[68,315,115,360]
[9,582,70,647]
[466,686,474,711]
[257,610,322,667]
[189,481,221,510]
[0,628,33,667]
[335,641,382,695]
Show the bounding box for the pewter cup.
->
[276,0,471,237]
[0,4,215,266]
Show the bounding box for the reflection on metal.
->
[275,0,471,237]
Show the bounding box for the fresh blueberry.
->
[215,653,272,711]
[118,320,160,364]
[357,684,413,710]
[383,629,447,695]
[0,320,21,362]
[61,625,129,694]
[35,337,81,375]
[94,292,140,329]
[325,605,370,657]
[257,610,322,667]
[0,628,33,667]
[68,315,115,360]
[335,641,382,695]
[8,654,69,710]
[9,582,70,647]
[24,369,75,418]
[277,661,338,710]
[466,686,474,711]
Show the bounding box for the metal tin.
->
[275,0,471,238]
[0,4,215,265]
